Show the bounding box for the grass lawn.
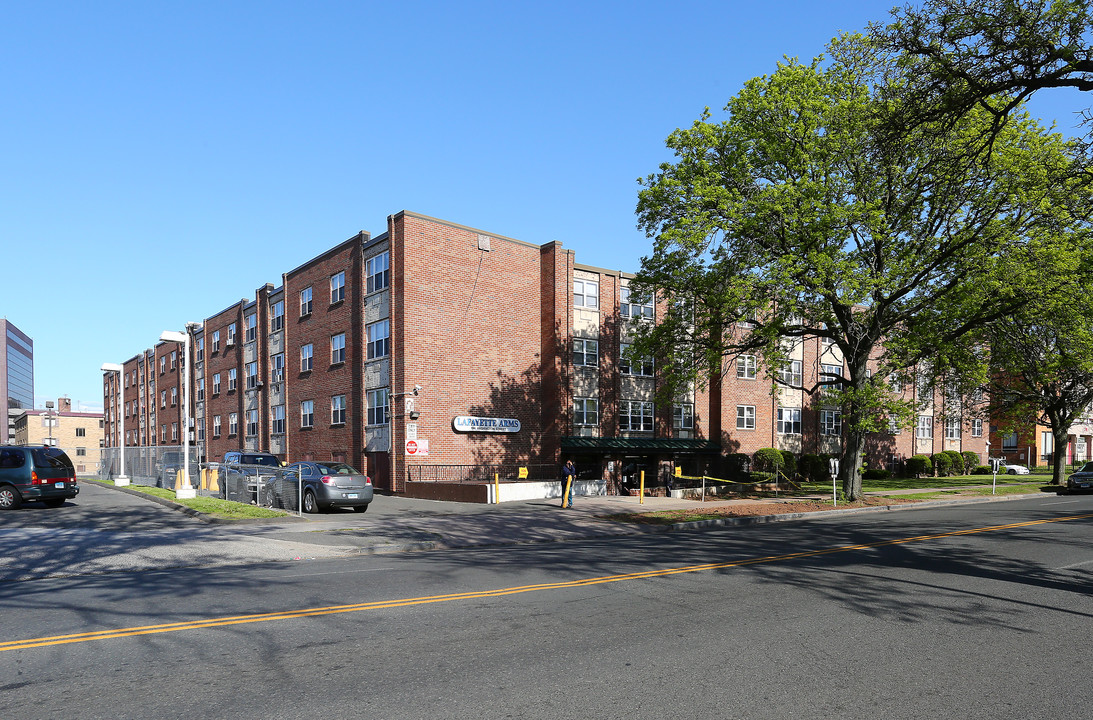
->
[83,477,288,520]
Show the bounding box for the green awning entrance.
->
[561,437,721,454]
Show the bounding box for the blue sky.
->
[3,1,1086,413]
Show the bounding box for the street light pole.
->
[100,363,129,486]
[160,327,196,499]
[45,401,55,447]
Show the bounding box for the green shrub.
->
[752,448,785,474]
[779,450,797,479]
[943,450,965,476]
[747,471,776,485]
[972,465,993,475]
[907,455,932,477]
[798,454,827,482]
[863,468,892,480]
[961,451,980,474]
[931,452,953,477]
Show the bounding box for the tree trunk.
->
[841,426,866,501]
[1052,426,1071,485]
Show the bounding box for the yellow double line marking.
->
[4,511,1091,653]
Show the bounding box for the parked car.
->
[1003,464,1030,475]
[156,450,184,488]
[1066,462,1093,492]
[219,450,282,504]
[283,461,373,513]
[0,445,79,510]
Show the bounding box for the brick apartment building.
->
[103,211,989,492]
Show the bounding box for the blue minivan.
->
[0,446,80,509]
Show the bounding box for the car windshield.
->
[1081,462,1093,473]
[243,454,279,466]
[315,462,360,475]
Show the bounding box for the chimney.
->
[58,397,72,413]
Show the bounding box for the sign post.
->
[829,458,840,506]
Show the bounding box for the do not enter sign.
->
[404,439,429,456]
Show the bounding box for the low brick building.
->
[14,398,105,475]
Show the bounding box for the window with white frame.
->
[674,403,694,430]
[160,424,166,442]
[777,407,802,435]
[330,271,345,303]
[737,354,758,380]
[245,314,257,342]
[945,417,961,440]
[171,387,177,406]
[620,344,654,376]
[198,337,204,352]
[972,418,983,437]
[300,400,314,429]
[821,410,842,436]
[367,389,389,426]
[331,333,346,364]
[270,301,284,332]
[917,415,933,438]
[197,378,204,402]
[170,351,177,369]
[574,397,599,427]
[889,373,904,393]
[246,410,259,436]
[171,422,178,442]
[246,362,258,389]
[1002,431,1018,449]
[888,416,901,434]
[227,323,236,346]
[366,252,390,294]
[737,405,756,430]
[212,416,221,438]
[272,353,284,382]
[300,286,313,316]
[160,356,166,374]
[620,286,653,320]
[332,395,347,425]
[301,343,313,372]
[778,359,802,386]
[228,368,237,391]
[820,364,842,395]
[573,338,598,367]
[76,427,86,437]
[620,401,654,432]
[573,279,599,309]
[1042,431,1053,457]
[270,405,285,435]
[160,390,166,408]
[367,320,390,359]
[228,412,238,436]
[212,330,220,352]
[212,373,221,395]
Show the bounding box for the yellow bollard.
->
[562,475,574,508]
[494,472,500,504]
[208,468,219,493]
[639,470,645,504]
[200,468,208,490]
[174,469,182,490]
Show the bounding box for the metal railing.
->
[408,464,559,483]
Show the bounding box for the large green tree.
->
[629,39,1080,501]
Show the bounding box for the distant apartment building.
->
[990,411,1093,468]
[103,211,989,492]
[13,397,105,474]
[1,319,34,444]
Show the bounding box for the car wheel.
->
[0,485,21,510]
[303,489,318,514]
[352,503,369,513]
[1008,469,1016,475]
[43,498,66,508]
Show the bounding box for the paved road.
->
[2,493,1091,719]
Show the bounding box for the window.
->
[301,344,313,372]
[171,422,178,442]
[620,344,654,377]
[1002,431,1018,449]
[1042,431,1053,457]
[889,373,904,393]
[76,427,86,437]
[917,415,933,439]
[197,378,205,402]
[574,397,599,427]
[272,353,285,382]
[332,395,347,425]
[228,368,237,391]
[171,387,177,406]
[170,351,177,369]
[300,286,313,316]
[227,323,236,346]
[331,333,346,364]
[270,301,284,332]
[821,410,842,436]
[777,407,802,435]
[228,413,238,436]
[160,424,167,442]
[367,320,390,359]
[972,419,983,437]
[160,356,166,374]
[160,390,166,408]
[778,360,802,386]
[197,337,204,352]
[246,362,259,389]
[272,405,286,435]
[213,373,221,395]
[330,271,346,303]
[367,389,389,426]
[300,400,314,429]
[736,355,757,380]
[674,403,694,430]
[366,251,390,293]
[737,405,756,430]
[573,338,598,367]
[246,410,259,436]
[620,401,654,432]
[212,330,220,352]
[620,286,653,320]
[245,314,257,342]
[573,279,599,309]
[821,364,842,395]
[945,418,961,440]
[76,447,86,457]
[888,417,901,434]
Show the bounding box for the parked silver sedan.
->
[283,461,373,513]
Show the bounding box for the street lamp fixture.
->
[100,362,129,486]
[160,329,196,499]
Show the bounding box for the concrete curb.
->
[89,480,307,525]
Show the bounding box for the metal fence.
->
[408,463,560,483]
[99,445,202,489]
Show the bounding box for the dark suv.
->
[218,450,281,504]
[0,446,80,510]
